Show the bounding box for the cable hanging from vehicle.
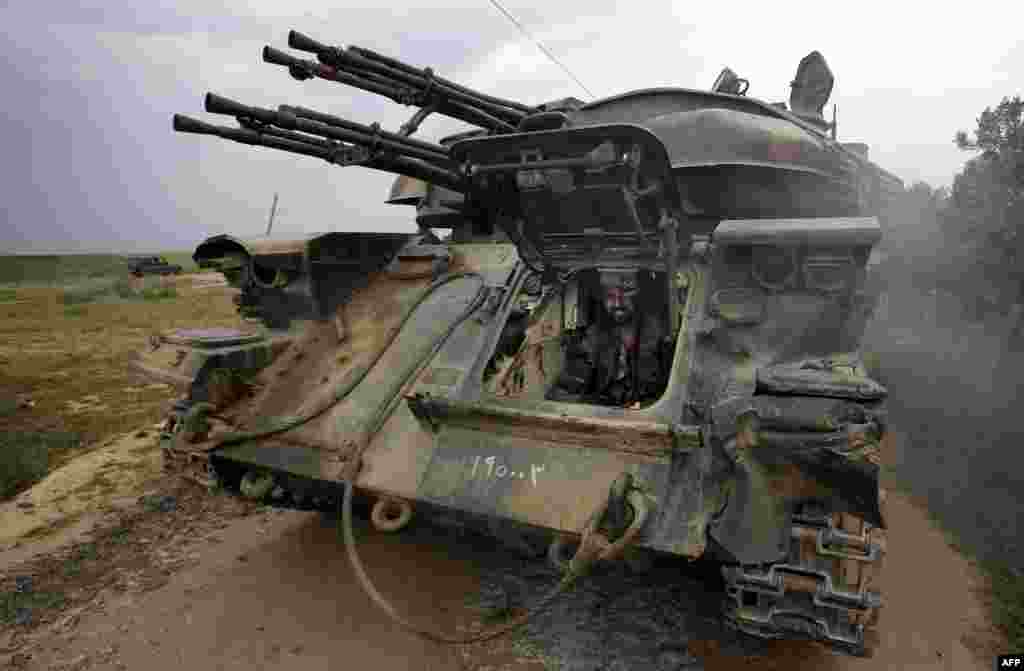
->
[484,0,595,99]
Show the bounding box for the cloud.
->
[1,0,1021,252]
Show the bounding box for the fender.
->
[707,394,885,564]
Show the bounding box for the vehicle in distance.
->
[125,255,183,276]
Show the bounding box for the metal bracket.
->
[328,144,373,166]
[405,392,440,432]
[398,103,437,137]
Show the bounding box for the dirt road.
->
[1,474,1002,671]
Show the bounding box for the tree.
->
[954,99,1023,228]
[956,97,1023,155]
[952,95,1024,333]
[954,95,1024,218]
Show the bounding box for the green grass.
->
[0,431,80,499]
[982,561,1024,649]
[140,284,178,301]
[0,251,198,286]
[59,276,178,306]
[0,255,124,285]
[109,525,132,545]
[62,543,99,577]
[61,278,116,305]
[0,398,17,418]
[511,638,562,671]
[0,288,18,302]
[0,590,66,625]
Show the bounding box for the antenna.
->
[484,0,595,98]
[831,104,838,140]
[265,193,279,236]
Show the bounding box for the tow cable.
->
[336,473,651,645]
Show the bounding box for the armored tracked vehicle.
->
[150,32,903,656]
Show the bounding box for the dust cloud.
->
[864,197,1024,574]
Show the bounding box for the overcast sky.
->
[1,1,1021,253]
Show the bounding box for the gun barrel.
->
[278,105,447,157]
[236,118,342,151]
[173,113,465,192]
[263,46,409,102]
[285,29,330,56]
[287,30,527,126]
[173,114,217,136]
[264,46,517,133]
[371,156,465,193]
[173,114,338,161]
[204,93,451,165]
[347,44,533,114]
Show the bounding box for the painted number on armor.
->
[470,455,545,487]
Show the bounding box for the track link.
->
[721,489,888,656]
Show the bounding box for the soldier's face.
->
[604,287,634,323]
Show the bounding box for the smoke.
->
[863,195,1024,571]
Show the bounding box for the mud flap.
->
[710,438,882,564]
[758,437,883,526]
[709,449,791,565]
[707,396,883,564]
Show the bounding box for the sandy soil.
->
[0,431,163,556]
[0,486,538,671]
[0,465,1004,671]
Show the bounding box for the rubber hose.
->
[358,275,490,443]
[214,271,485,448]
[339,479,579,645]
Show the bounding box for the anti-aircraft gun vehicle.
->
[145,31,904,656]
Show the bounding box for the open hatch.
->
[451,124,688,272]
[448,127,695,413]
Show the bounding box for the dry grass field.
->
[0,262,241,501]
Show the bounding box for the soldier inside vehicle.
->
[486,266,676,409]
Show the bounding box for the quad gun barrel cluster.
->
[174,30,545,194]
